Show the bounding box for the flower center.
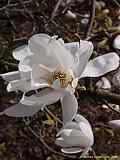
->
[52,70,73,88]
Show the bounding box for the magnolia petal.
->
[55,137,67,147]
[7,79,40,92]
[56,122,80,137]
[28,33,50,57]
[13,45,32,61]
[7,80,29,92]
[28,34,74,69]
[19,62,32,73]
[61,147,82,154]
[109,120,120,128]
[0,103,43,117]
[20,54,58,71]
[79,122,94,146]
[0,71,20,81]
[61,93,78,124]
[65,42,80,56]
[74,114,94,145]
[58,129,91,147]
[32,81,50,89]
[49,38,74,68]
[20,70,31,81]
[74,114,90,124]
[32,64,52,85]
[21,88,63,106]
[28,34,60,69]
[81,52,120,78]
[55,137,83,153]
[73,40,93,78]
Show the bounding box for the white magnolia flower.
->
[55,114,94,155]
[95,77,111,89]
[0,34,119,123]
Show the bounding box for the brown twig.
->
[85,0,96,39]
[4,10,17,32]
[51,0,63,20]
[103,100,120,114]
[79,89,120,106]
[112,0,120,8]
[44,107,63,125]
[1,60,18,67]
[18,0,34,20]
[0,0,32,11]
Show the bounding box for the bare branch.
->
[79,89,120,106]
[85,0,96,39]
[51,0,63,20]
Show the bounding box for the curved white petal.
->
[0,103,43,117]
[72,78,78,89]
[61,147,82,154]
[48,37,74,69]
[13,45,32,61]
[74,114,94,145]
[64,42,79,61]
[7,80,31,92]
[74,114,90,124]
[32,64,52,85]
[21,88,63,106]
[18,61,32,73]
[55,137,65,147]
[7,79,46,92]
[56,122,80,137]
[109,120,120,128]
[20,70,31,81]
[28,34,74,69]
[72,40,93,78]
[61,93,78,124]
[81,52,120,78]
[75,114,94,146]
[79,122,94,146]
[19,54,58,71]
[28,33,50,57]
[61,147,89,155]
[0,71,20,81]
[58,129,91,148]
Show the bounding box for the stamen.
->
[52,70,73,88]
